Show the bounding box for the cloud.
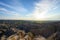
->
[0,0,28,19]
[0,8,20,16]
[0,1,28,13]
[26,0,60,20]
[0,8,22,20]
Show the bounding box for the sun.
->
[33,13,46,20]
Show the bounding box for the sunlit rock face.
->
[33,35,46,40]
[17,30,25,38]
[33,38,46,40]
[7,35,18,40]
[24,32,34,40]
[6,30,34,40]
[7,30,26,40]
[24,35,32,40]
[4,29,57,40]
[47,32,57,40]
[7,34,25,40]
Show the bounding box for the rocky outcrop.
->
[1,30,56,40]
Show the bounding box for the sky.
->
[0,0,60,21]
